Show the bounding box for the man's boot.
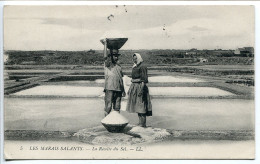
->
[141,115,147,128]
[137,114,142,126]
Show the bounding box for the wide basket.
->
[102,123,128,133]
[100,38,128,50]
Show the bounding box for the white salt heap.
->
[101,111,129,125]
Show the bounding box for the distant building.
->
[186,51,197,55]
[48,52,56,56]
[244,47,254,54]
[4,54,8,63]
[190,48,197,51]
[234,47,254,56]
[186,52,197,55]
[186,48,198,55]
[87,49,95,54]
[199,58,208,63]
[21,61,36,65]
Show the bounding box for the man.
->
[103,39,126,117]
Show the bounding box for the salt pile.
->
[101,111,129,133]
[101,111,129,125]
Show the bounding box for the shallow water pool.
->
[48,75,205,84]
[149,76,205,83]
[13,86,234,97]
[5,98,254,131]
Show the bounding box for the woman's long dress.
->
[126,63,152,116]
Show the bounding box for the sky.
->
[4,5,255,50]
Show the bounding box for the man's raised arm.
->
[102,39,110,67]
[103,39,108,60]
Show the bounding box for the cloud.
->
[4,5,254,50]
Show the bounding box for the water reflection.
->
[5,98,253,131]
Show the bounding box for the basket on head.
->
[100,38,128,50]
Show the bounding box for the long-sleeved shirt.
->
[131,63,148,83]
[104,58,124,92]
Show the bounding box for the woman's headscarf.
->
[133,53,143,68]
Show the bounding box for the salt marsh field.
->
[4,65,255,144]
[4,74,253,132]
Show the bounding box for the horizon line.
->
[4,47,254,52]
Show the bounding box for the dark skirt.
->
[126,83,152,116]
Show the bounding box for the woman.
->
[126,53,152,127]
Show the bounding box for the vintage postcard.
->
[3,5,255,159]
